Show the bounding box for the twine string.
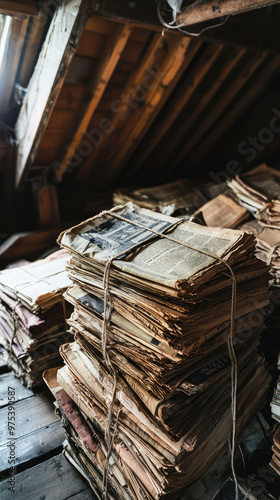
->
[10,300,21,349]
[100,211,239,498]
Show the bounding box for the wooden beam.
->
[143,46,245,179]
[177,0,280,25]
[189,55,280,166]
[0,228,62,264]
[17,14,50,89]
[76,32,166,182]
[35,184,60,228]
[14,0,90,190]
[90,1,280,55]
[171,51,267,168]
[128,42,224,179]
[54,23,132,182]
[0,1,38,17]
[99,35,194,187]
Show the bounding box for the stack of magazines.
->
[44,203,271,499]
[0,250,71,388]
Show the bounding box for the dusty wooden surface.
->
[0,362,64,479]
[0,453,94,500]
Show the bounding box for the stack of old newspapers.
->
[233,166,280,381]
[44,203,271,499]
[113,178,203,216]
[228,164,280,217]
[0,250,71,388]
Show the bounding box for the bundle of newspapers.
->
[233,166,280,362]
[113,178,202,216]
[228,163,280,217]
[44,203,271,499]
[0,250,71,388]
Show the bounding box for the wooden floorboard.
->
[0,371,32,408]
[0,421,64,475]
[0,369,65,477]
[0,349,9,375]
[0,453,94,500]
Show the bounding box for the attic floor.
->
[0,360,94,500]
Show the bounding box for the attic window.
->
[0,15,12,71]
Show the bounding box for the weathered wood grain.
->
[0,453,94,500]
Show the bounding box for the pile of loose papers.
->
[192,193,249,229]
[0,250,71,388]
[259,200,280,227]
[44,203,271,499]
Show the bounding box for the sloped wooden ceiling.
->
[2,0,280,232]
[29,13,280,193]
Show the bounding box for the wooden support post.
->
[35,184,60,228]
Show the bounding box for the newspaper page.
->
[59,203,242,288]
[114,222,242,287]
[58,203,179,262]
[194,194,248,228]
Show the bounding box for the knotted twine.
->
[10,300,21,349]
[100,212,239,500]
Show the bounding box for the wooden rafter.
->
[14,0,90,190]
[171,51,267,169]
[35,184,60,228]
[187,55,280,166]
[128,42,225,179]
[54,23,132,183]
[177,0,280,26]
[99,35,193,187]
[142,46,246,178]
[76,31,166,182]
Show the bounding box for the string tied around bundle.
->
[100,211,239,500]
[10,300,21,349]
